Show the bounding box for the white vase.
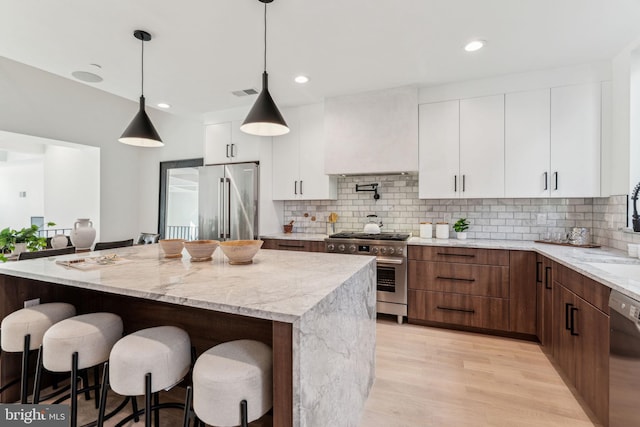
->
[457,232,467,240]
[51,234,68,249]
[70,218,96,250]
[12,242,27,256]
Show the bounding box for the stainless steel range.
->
[325,232,410,324]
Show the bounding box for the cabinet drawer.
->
[408,246,509,265]
[261,239,324,253]
[554,263,610,314]
[409,261,509,298]
[408,290,509,331]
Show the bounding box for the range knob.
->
[380,247,387,255]
[348,245,356,253]
[338,244,345,252]
[327,243,335,251]
[396,247,403,255]
[388,247,395,255]
[372,247,379,255]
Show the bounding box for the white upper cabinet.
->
[204,120,260,165]
[273,103,337,200]
[418,100,460,199]
[550,82,601,197]
[505,89,551,198]
[459,95,505,198]
[324,87,419,175]
[419,95,504,199]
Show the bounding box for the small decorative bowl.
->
[183,240,219,262]
[283,224,293,233]
[159,239,185,258]
[219,240,263,265]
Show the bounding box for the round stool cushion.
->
[43,312,123,372]
[1,303,76,352]
[109,326,191,396]
[193,339,272,426]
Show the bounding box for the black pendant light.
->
[240,0,289,136]
[119,30,164,147]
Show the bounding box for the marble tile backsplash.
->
[284,174,586,237]
[282,174,640,249]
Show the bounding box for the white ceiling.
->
[2,0,640,118]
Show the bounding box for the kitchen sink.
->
[585,262,640,278]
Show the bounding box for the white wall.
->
[0,158,44,228]
[0,56,203,240]
[43,144,100,238]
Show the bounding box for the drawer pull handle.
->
[436,276,475,282]
[436,305,475,314]
[436,253,475,258]
[570,307,579,336]
[278,244,305,248]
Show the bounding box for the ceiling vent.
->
[232,88,258,97]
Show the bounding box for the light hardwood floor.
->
[361,318,601,427]
[37,318,601,426]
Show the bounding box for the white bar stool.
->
[97,325,192,427]
[0,302,76,403]
[33,312,123,427]
[190,339,272,427]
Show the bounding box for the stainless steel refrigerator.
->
[198,162,259,241]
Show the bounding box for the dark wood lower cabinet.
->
[408,290,509,331]
[536,255,553,347]
[553,278,609,425]
[262,238,324,252]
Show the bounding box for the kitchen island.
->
[0,244,377,427]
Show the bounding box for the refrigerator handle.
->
[218,178,225,239]
[225,177,231,239]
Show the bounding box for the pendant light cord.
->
[263,1,267,72]
[141,35,145,97]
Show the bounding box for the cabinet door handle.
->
[436,276,475,282]
[454,175,457,192]
[462,175,466,192]
[294,181,298,195]
[544,266,552,290]
[230,143,236,157]
[436,252,475,258]
[226,144,231,158]
[554,171,558,190]
[536,261,542,283]
[300,180,303,195]
[565,303,573,330]
[278,244,305,249]
[570,307,579,336]
[436,306,475,314]
[543,172,548,191]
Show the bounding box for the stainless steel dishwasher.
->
[609,290,640,426]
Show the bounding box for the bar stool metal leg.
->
[70,352,79,427]
[20,334,31,404]
[145,373,152,427]
[240,399,248,427]
[33,345,43,404]
[153,391,160,427]
[182,386,192,427]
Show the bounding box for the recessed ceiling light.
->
[464,40,485,52]
[71,71,103,83]
[294,75,309,84]
[157,103,171,109]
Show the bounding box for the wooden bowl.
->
[159,239,185,258]
[219,240,263,265]
[183,240,219,262]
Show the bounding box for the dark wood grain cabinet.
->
[551,263,610,425]
[262,238,325,253]
[535,254,553,347]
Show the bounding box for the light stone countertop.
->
[0,244,374,323]
[409,237,640,301]
[261,233,329,241]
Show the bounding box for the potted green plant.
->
[453,218,470,240]
[0,222,55,262]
